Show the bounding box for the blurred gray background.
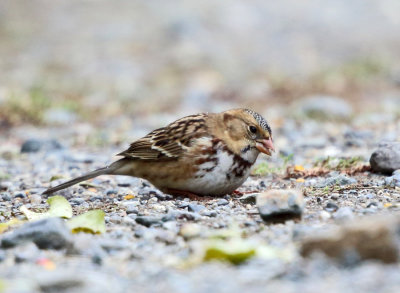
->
[1,0,400,123]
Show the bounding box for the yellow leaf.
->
[294,165,305,172]
[296,178,305,183]
[124,194,135,200]
[384,203,393,208]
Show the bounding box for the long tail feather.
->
[42,166,111,195]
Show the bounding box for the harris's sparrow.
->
[43,108,274,197]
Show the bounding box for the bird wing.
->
[117,113,209,160]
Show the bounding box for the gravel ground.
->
[1,96,400,293]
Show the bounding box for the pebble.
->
[13,192,26,199]
[1,218,72,250]
[300,215,399,263]
[238,193,258,204]
[324,202,339,212]
[257,189,304,224]
[217,199,229,206]
[333,207,354,222]
[70,198,85,206]
[200,210,218,217]
[370,141,400,174]
[20,139,63,153]
[1,193,11,201]
[188,204,206,213]
[319,211,331,221]
[14,243,40,263]
[126,204,139,214]
[179,223,202,240]
[135,216,162,227]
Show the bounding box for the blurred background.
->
[0,0,400,141]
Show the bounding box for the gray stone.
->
[239,193,258,204]
[333,207,354,222]
[21,139,63,153]
[14,243,40,263]
[325,202,339,212]
[257,189,304,224]
[126,204,139,214]
[135,216,162,227]
[1,218,72,250]
[217,199,229,206]
[188,204,205,213]
[370,142,400,174]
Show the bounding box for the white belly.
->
[174,148,256,196]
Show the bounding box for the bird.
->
[43,108,274,197]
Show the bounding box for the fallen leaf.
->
[0,218,22,234]
[20,195,73,221]
[296,178,305,183]
[384,203,393,208]
[50,175,65,182]
[67,210,106,234]
[203,239,256,265]
[294,165,305,172]
[124,194,135,200]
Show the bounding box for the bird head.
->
[214,108,275,161]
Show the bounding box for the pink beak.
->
[255,138,275,156]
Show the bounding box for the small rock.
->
[14,243,40,263]
[300,215,400,263]
[333,207,354,222]
[257,189,304,224]
[69,198,85,206]
[1,218,72,250]
[239,193,258,204]
[200,210,218,217]
[324,202,339,212]
[179,223,202,240]
[13,192,26,199]
[188,204,205,213]
[135,216,162,227]
[217,199,229,206]
[126,204,139,214]
[21,139,63,153]
[370,142,400,174]
[319,210,331,221]
[1,193,11,201]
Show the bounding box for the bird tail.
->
[42,157,134,195]
[42,166,112,195]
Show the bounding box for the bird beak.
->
[255,138,275,156]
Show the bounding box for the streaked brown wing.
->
[117,113,209,160]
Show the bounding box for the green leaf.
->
[203,239,256,265]
[20,195,72,220]
[67,210,105,234]
[50,175,65,182]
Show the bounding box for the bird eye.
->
[249,126,257,134]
